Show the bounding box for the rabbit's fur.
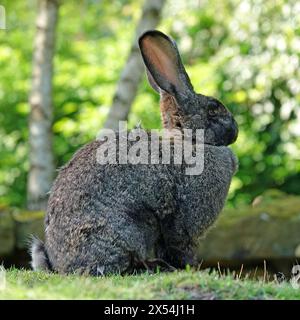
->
[31,30,238,275]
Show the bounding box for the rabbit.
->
[31,30,238,275]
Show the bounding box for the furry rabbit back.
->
[31,31,238,275]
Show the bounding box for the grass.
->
[0,268,299,300]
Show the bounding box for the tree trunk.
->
[104,0,166,130]
[27,0,59,210]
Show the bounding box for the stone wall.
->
[0,206,44,260]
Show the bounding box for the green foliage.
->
[0,0,34,206]
[161,0,300,205]
[1,268,300,299]
[0,0,299,207]
[214,0,300,205]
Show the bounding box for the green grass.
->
[0,268,299,300]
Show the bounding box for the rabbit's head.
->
[139,30,238,146]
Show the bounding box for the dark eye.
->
[208,102,219,117]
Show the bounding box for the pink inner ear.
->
[142,36,182,90]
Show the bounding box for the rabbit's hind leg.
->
[74,236,134,276]
[77,219,152,276]
[56,210,157,276]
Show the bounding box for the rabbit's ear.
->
[139,30,194,101]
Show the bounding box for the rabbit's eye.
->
[208,105,219,117]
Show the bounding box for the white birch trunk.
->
[104,0,166,130]
[27,0,59,210]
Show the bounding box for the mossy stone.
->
[197,191,300,261]
[13,210,45,250]
[0,206,15,256]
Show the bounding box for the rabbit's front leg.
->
[156,215,197,269]
[163,245,196,269]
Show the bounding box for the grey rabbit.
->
[31,30,238,275]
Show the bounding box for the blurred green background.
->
[0,0,299,208]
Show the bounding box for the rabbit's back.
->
[44,138,173,274]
